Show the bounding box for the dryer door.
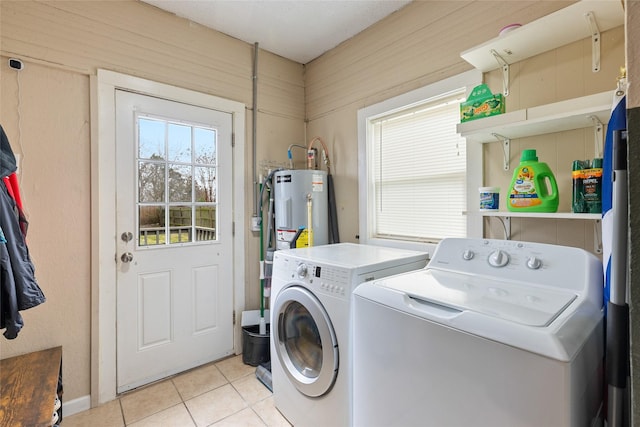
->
[273,285,339,397]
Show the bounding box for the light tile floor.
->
[63,355,291,427]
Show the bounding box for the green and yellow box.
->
[460,84,505,122]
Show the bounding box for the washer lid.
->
[381,269,577,327]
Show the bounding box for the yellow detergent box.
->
[460,84,505,122]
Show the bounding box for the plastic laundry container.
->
[479,187,500,210]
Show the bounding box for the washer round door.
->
[272,284,339,397]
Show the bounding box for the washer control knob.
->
[488,250,509,268]
[296,263,308,278]
[462,250,475,260]
[526,256,542,270]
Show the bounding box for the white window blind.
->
[369,90,467,242]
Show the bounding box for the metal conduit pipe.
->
[252,42,259,219]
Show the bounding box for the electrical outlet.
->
[251,216,261,232]
[8,58,24,70]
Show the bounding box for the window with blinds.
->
[359,70,481,251]
[369,90,467,242]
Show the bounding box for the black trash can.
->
[242,324,271,366]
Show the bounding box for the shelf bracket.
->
[585,11,601,73]
[491,49,510,96]
[594,219,602,254]
[589,115,604,157]
[492,133,510,170]
[497,216,511,240]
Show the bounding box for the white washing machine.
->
[270,243,428,427]
[353,238,604,427]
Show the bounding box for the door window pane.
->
[139,206,166,246]
[138,162,165,203]
[168,123,192,163]
[169,206,192,244]
[196,206,216,241]
[138,118,166,160]
[194,128,216,164]
[169,165,193,202]
[195,167,216,202]
[136,115,218,246]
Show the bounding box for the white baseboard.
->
[62,395,91,417]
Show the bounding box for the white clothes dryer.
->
[352,238,604,427]
[270,243,428,427]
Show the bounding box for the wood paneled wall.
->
[0,0,305,404]
[304,0,623,250]
[0,0,633,414]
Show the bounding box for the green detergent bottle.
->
[508,149,559,212]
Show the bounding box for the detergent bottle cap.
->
[521,149,538,162]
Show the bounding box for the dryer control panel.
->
[276,257,351,300]
[301,262,351,299]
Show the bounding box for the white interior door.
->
[115,90,234,393]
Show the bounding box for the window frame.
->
[358,69,483,255]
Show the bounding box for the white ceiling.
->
[141,0,412,64]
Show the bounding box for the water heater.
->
[274,169,328,250]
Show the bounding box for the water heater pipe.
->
[307,193,313,247]
[307,136,331,173]
[287,144,307,169]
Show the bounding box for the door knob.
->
[121,232,134,243]
[121,252,134,263]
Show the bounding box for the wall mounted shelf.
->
[458,0,621,254]
[474,211,601,220]
[457,91,612,144]
[461,1,623,72]
[460,0,624,95]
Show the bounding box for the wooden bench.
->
[0,346,62,427]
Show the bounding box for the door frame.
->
[90,70,246,406]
